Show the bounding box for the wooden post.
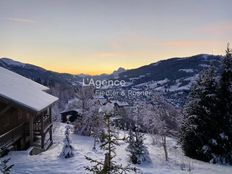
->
[41,113,44,149]
[162,135,168,161]
[49,107,53,142]
[49,107,52,123]
[29,115,34,146]
[49,126,53,145]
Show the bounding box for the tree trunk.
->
[93,137,96,150]
[162,136,168,161]
[103,153,110,173]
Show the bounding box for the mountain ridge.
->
[0,54,223,107]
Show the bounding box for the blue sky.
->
[0,0,231,74]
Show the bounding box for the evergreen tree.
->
[127,126,150,164]
[180,65,218,162]
[0,150,13,174]
[60,123,74,158]
[85,103,136,174]
[127,128,135,150]
[212,44,232,164]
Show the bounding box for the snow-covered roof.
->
[61,109,83,114]
[0,67,58,112]
[111,100,129,107]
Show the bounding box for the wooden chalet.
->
[0,67,58,152]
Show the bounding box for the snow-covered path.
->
[6,123,232,174]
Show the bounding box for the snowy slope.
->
[117,54,222,106]
[5,123,232,174]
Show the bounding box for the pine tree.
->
[127,126,150,164]
[60,123,74,158]
[127,128,135,150]
[85,103,136,174]
[212,44,232,164]
[180,65,218,162]
[0,150,14,174]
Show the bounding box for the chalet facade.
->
[0,67,58,152]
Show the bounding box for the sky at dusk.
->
[0,0,231,75]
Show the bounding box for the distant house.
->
[60,109,82,123]
[111,100,129,115]
[95,95,108,105]
[112,100,129,108]
[110,100,131,129]
[0,67,58,151]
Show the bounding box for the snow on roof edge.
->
[0,67,58,112]
[0,92,58,113]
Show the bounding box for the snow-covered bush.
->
[60,124,74,158]
[0,150,14,174]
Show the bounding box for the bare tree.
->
[153,95,179,161]
[141,94,180,161]
[74,85,95,113]
[73,86,98,135]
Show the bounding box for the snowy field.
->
[6,123,232,174]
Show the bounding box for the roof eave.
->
[0,95,59,115]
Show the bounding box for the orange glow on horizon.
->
[0,38,227,75]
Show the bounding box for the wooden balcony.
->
[0,123,24,149]
[33,115,52,134]
[33,114,53,150]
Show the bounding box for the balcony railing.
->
[33,115,52,134]
[0,123,24,148]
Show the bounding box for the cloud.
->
[163,40,225,48]
[4,17,36,24]
[161,39,227,56]
[197,21,232,36]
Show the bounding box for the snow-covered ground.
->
[6,123,232,174]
